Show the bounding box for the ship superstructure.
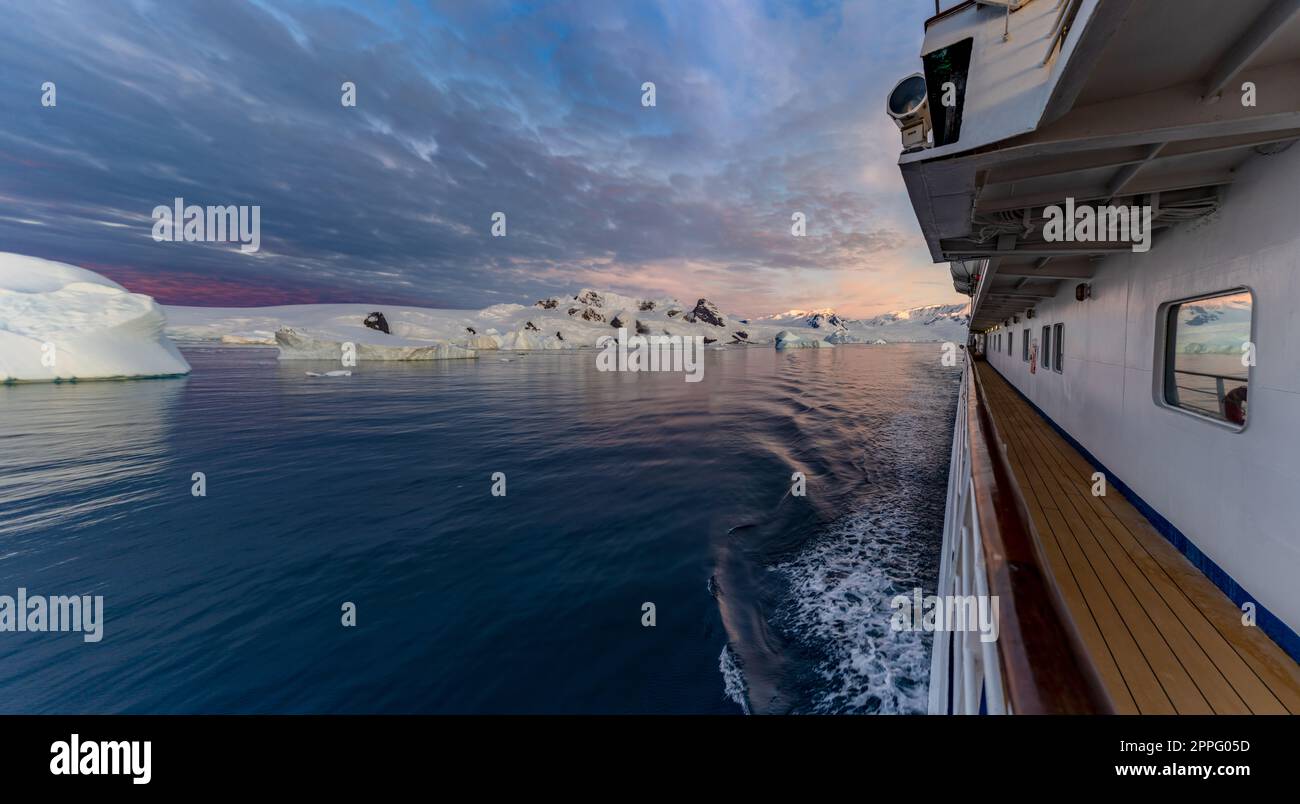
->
[893,0,1300,713]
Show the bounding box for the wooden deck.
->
[975,361,1300,714]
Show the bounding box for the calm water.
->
[0,344,958,714]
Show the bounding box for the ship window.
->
[1041,325,1051,371]
[1053,324,1064,373]
[1022,329,1030,361]
[1161,289,1252,427]
[1008,330,1013,356]
[923,38,972,147]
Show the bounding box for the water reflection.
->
[0,377,187,545]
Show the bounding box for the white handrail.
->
[928,357,1009,714]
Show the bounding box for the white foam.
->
[774,508,935,714]
[718,644,752,715]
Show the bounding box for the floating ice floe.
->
[0,252,191,382]
[774,329,834,350]
[275,328,476,361]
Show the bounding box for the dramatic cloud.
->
[0,0,963,316]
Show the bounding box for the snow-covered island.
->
[165,292,969,360]
[165,291,771,358]
[0,253,191,382]
[1,251,969,381]
[754,304,970,344]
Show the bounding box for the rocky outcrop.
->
[804,312,849,331]
[684,299,725,327]
[575,289,604,307]
[638,300,656,311]
[363,312,391,334]
[524,321,540,332]
[534,298,559,310]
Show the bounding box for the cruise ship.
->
[890,0,1300,713]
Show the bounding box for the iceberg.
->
[274,328,477,361]
[774,329,833,350]
[0,253,191,382]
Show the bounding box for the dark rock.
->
[635,321,651,335]
[703,337,717,345]
[535,298,559,309]
[466,326,477,335]
[556,331,564,340]
[688,299,725,327]
[580,308,605,323]
[666,309,682,318]
[638,300,655,311]
[575,289,603,307]
[363,312,391,334]
[524,321,540,332]
[568,307,579,316]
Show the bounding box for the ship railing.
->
[929,356,1113,714]
[926,1,1081,66]
[1168,368,1248,416]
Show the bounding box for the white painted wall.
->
[981,142,1300,635]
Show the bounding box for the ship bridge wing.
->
[899,0,1300,330]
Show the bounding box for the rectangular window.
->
[1022,329,1030,361]
[1053,323,1064,374]
[1041,325,1051,371]
[1161,289,1252,427]
[1008,330,1014,357]
[922,38,972,147]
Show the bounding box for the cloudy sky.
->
[0,0,962,317]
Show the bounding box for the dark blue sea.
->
[0,344,959,714]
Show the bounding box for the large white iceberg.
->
[774,329,833,350]
[0,253,191,382]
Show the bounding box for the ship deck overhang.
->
[901,0,1300,331]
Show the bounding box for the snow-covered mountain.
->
[166,288,785,359]
[756,302,969,343]
[167,292,970,359]
[753,309,852,332]
[2,250,973,379]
